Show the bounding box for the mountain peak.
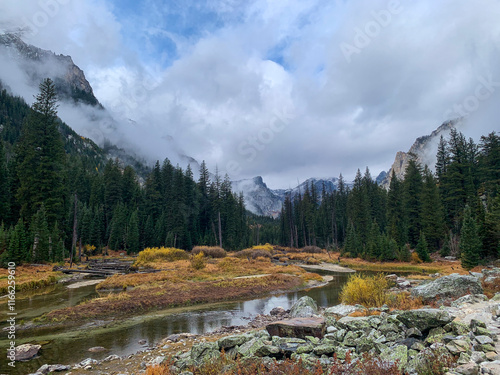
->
[0,32,100,107]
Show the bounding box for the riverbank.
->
[25,269,500,375]
[30,258,327,325]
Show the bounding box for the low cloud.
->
[1,0,500,188]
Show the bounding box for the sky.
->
[1,0,500,188]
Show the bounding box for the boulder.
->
[324,304,364,318]
[451,294,488,307]
[266,317,325,339]
[454,362,479,375]
[337,316,372,332]
[217,334,251,349]
[290,296,318,318]
[411,274,483,303]
[396,309,454,332]
[380,345,408,370]
[190,342,219,364]
[480,360,500,375]
[36,364,70,374]
[15,344,41,361]
[237,338,267,358]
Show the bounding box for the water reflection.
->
[2,271,352,374]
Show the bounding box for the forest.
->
[0,78,499,270]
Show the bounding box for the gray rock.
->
[480,360,500,375]
[337,316,372,332]
[470,351,487,363]
[451,294,488,307]
[190,342,219,364]
[15,344,41,361]
[266,317,325,339]
[290,296,318,318]
[313,343,336,355]
[217,334,251,349]
[237,338,267,358]
[475,335,494,345]
[79,358,98,367]
[397,309,454,332]
[454,362,479,375]
[445,340,470,355]
[35,364,70,374]
[88,346,108,352]
[380,345,408,370]
[411,274,483,303]
[102,354,121,362]
[324,304,364,318]
[457,352,471,365]
[407,327,423,338]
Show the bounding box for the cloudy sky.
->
[1,0,500,188]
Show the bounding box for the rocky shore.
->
[24,269,500,375]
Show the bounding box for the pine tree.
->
[0,141,10,223]
[7,219,28,264]
[483,195,500,258]
[416,231,431,262]
[16,78,66,224]
[126,209,140,254]
[460,205,481,270]
[403,158,423,247]
[420,166,445,251]
[387,170,407,247]
[30,204,50,262]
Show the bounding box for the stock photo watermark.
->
[225,109,294,177]
[6,262,16,368]
[444,73,500,119]
[21,0,70,37]
[340,0,403,63]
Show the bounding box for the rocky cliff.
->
[380,119,462,188]
[0,33,100,106]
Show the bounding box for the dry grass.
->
[46,273,303,322]
[387,291,424,310]
[190,252,206,270]
[0,265,61,294]
[192,246,227,258]
[48,257,319,321]
[134,247,189,267]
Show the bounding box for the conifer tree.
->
[387,170,407,247]
[460,205,481,270]
[126,209,140,254]
[16,78,66,224]
[0,141,10,223]
[30,204,50,262]
[420,166,445,251]
[416,231,431,262]
[403,158,423,247]
[7,219,28,264]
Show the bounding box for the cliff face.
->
[0,33,99,106]
[380,119,461,188]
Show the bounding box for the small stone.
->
[475,335,494,345]
[88,346,108,352]
[485,351,500,361]
[455,362,479,375]
[470,350,487,363]
[15,344,41,361]
[407,327,423,338]
[138,339,147,345]
[457,352,471,365]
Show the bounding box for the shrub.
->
[301,246,324,254]
[411,252,423,264]
[135,247,189,266]
[387,291,424,310]
[192,246,226,258]
[340,273,389,308]
[234,248,272,259]
[252,243,273,252]
[254,256,271,262]
[306,257,320,265]
[190,252,206,270]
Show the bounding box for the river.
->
[1,270,352,374]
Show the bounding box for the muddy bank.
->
[299,263,356,273]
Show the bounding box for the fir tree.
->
[460,205,481,270]
[7,219,28,264]
[126,209,140,254]
[0,141,10,223]
[416,231,431,262]
[31,204,50,262]
[420,166,445,251]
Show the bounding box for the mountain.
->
[0,33,101,107]
[231,176,283,217]
[232,176,345,217]
[379,119,461,188]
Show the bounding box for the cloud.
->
[1,0,500,188]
